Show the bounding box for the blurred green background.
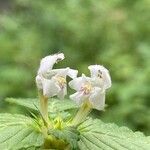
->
[0,0,150,135]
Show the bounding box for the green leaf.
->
[78,118,150,150]
[0,113,44,149]
[5,98,78,113]
[48,127,80,149]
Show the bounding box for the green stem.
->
[71,101,92,126]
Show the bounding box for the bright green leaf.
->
[5,98,78,113]
[78,118,150,150]
[0,113,44,149]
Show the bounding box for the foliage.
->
[0,113,43,149]
[78,118,150,150]
[0,98,150,150]
[6,97,78,119]
[0,0,150,135]
[5,98,78,113]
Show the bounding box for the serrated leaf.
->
[5,98,78,113]
[0,113,44,150]
[78,118,150,150]
[48,127,80,149]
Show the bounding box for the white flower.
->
[36,53,78,99]
[69,65,111,110]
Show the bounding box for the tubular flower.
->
[36,53,78,99]
[69,65,111,110]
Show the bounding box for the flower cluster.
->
[36,53,111,111]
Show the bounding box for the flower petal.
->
[69,74,90,91]
[57,86,67,99]
[45,67,78,79]
[90,77,103,88]
[67,68,78,79]
[38,53,64,75]
[88,65,100,78]
[88,65,111,89]
[89,87,105,110]
[45,68,69,79]
[70,92,87,105]
[35,75,43,90]
[42,78,60,97]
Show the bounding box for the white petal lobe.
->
[35,75,43,90]
[67,69,78,79]
[70,92,86,105]
[88,65,111,89]
[89,87,105,110]
[57,86,67,99]
[42,78,60,97]
[38,53,65,75]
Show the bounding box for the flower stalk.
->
[71,100,92,126]
[39,91,49,126]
